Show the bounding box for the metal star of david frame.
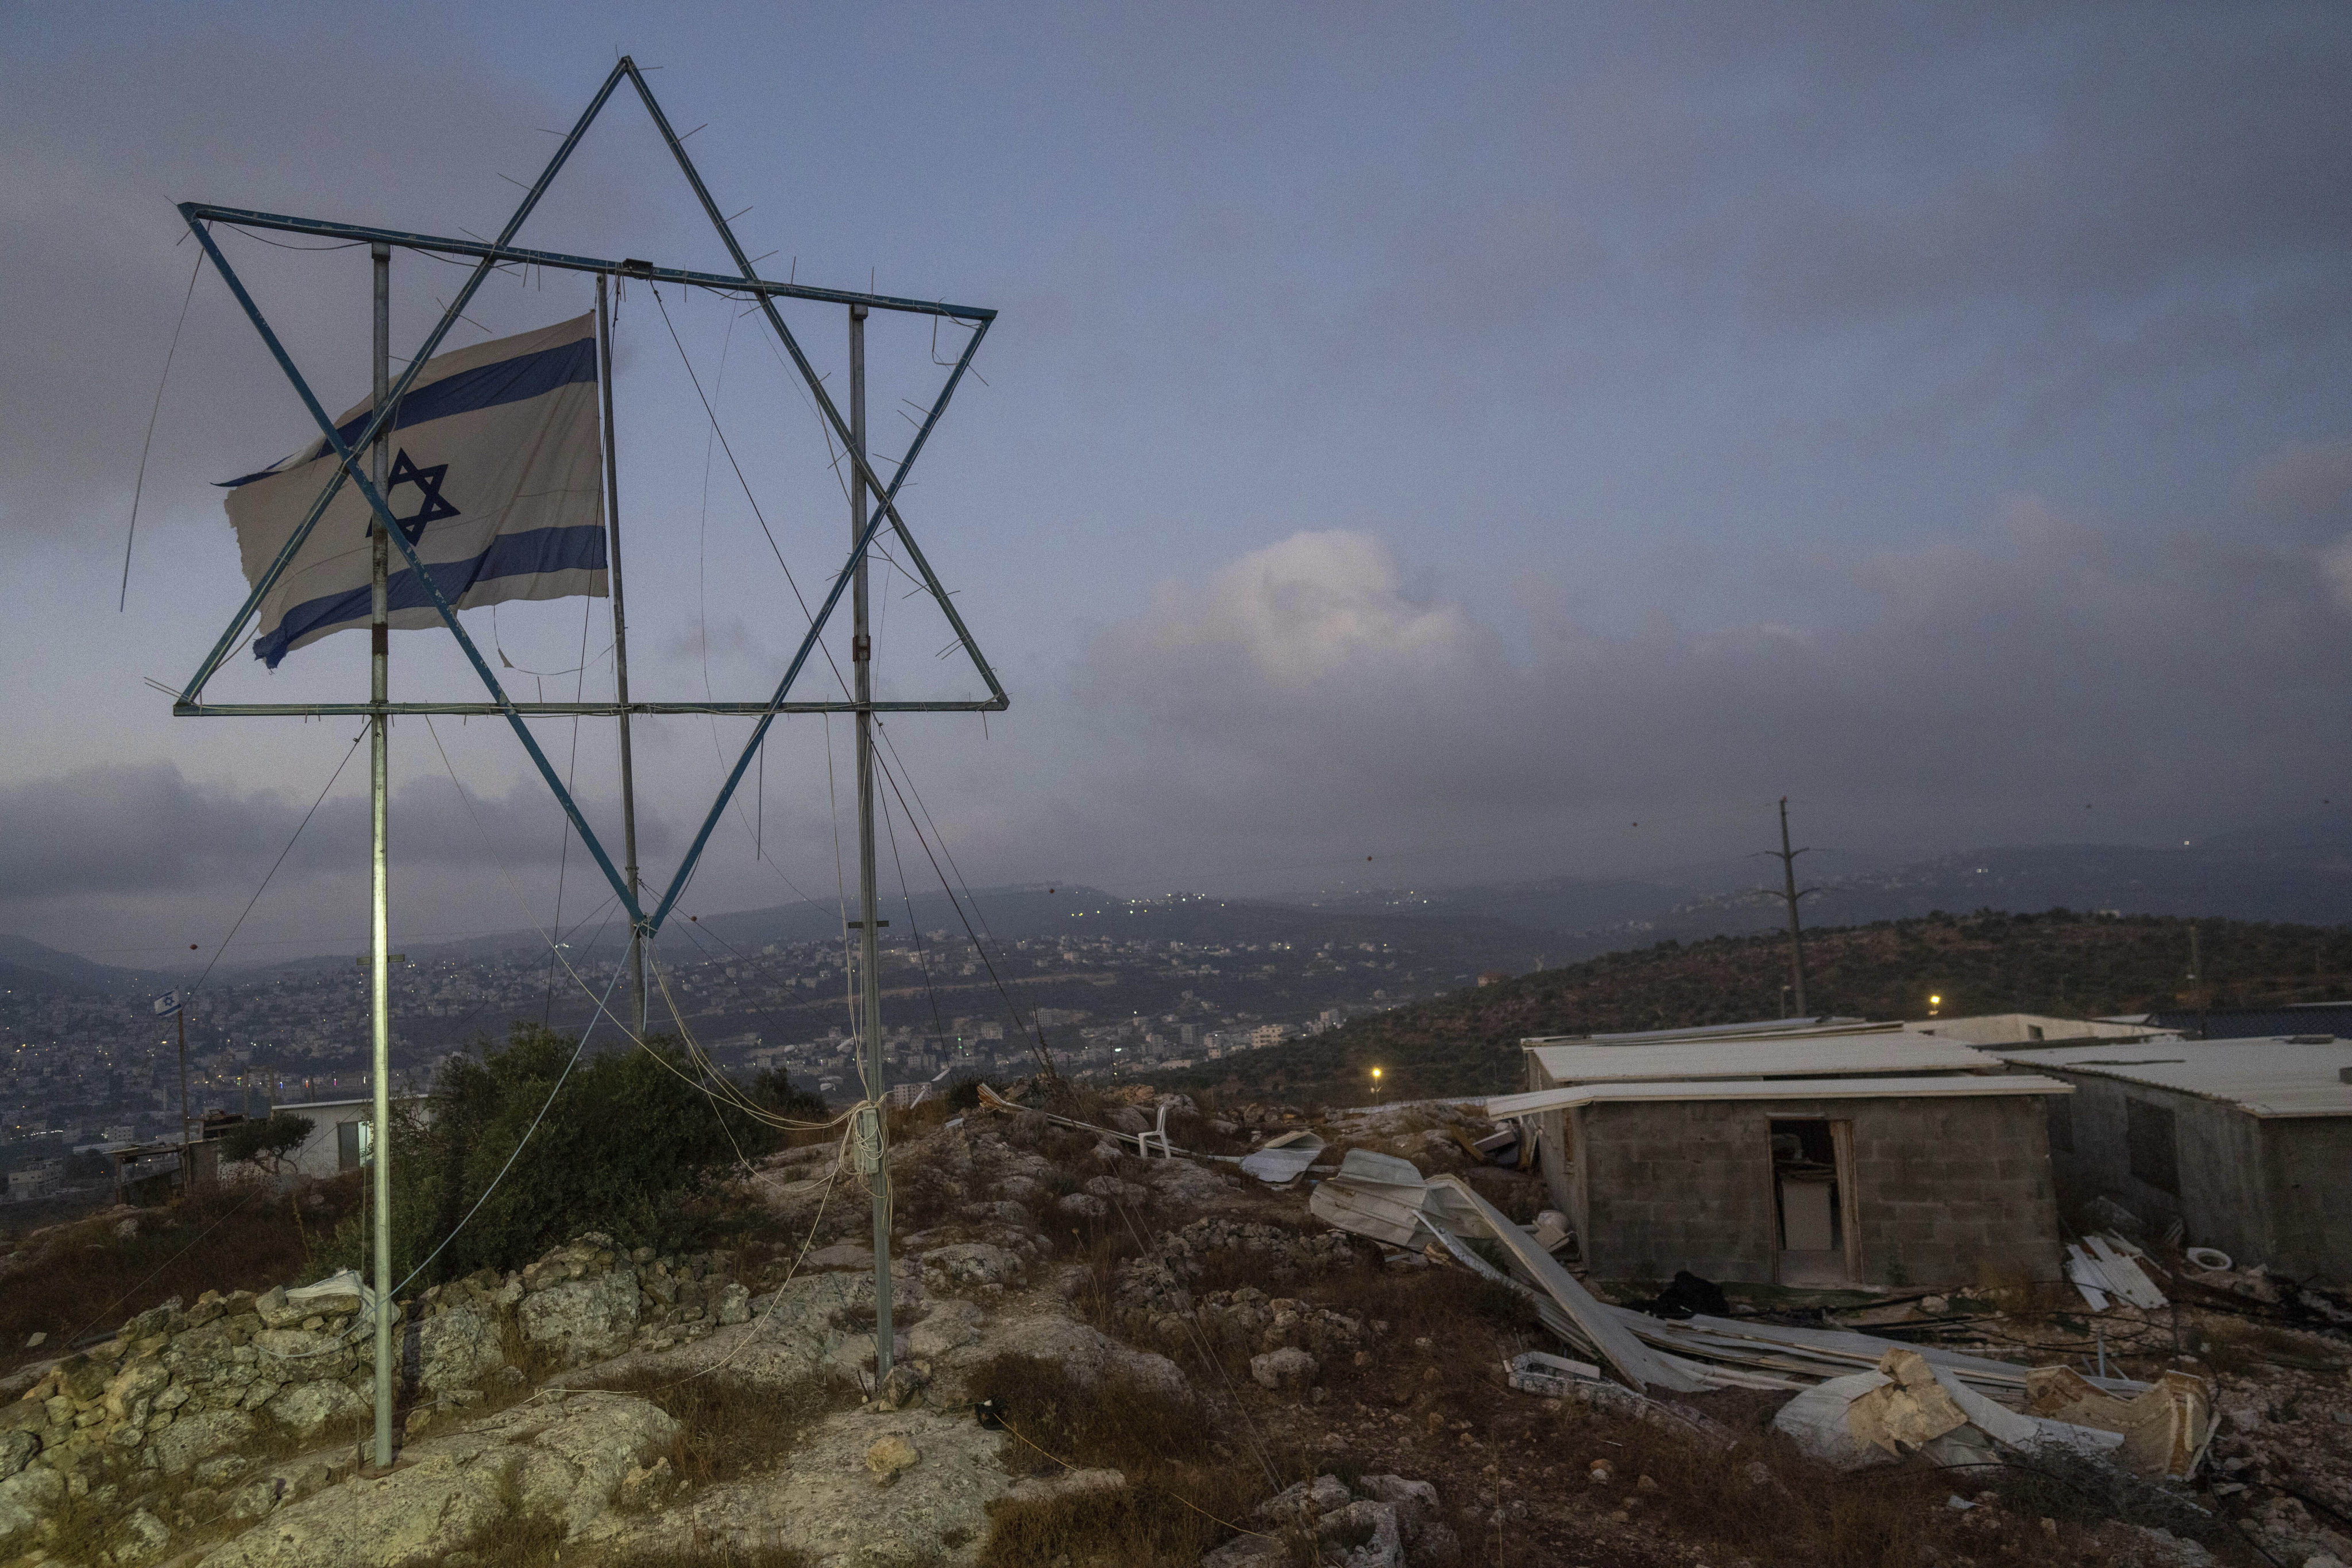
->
[171,57,1005,941]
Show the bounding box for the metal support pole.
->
[852,303,893,1384]
[597,274,646,1034]
[368,242,395,1471]
[1776,797,1810,1018]
[176,1005,191,1183]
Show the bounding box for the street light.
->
[1928,993,1942,1017]
[1370,1065,1384,1103]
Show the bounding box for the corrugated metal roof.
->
[1527,1034,2000,1086]
[1488,1073,2073,1120]
[1989,1037,2352,1119]
[1521,1015,1879,1048]
[2139,1005,2352,1042]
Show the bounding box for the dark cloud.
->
[1041,500,2352,882]
[0,762,667,902]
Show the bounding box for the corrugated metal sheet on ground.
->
[1486,1073,2074,1121]
[1990,1037,2352,1118]
[1523,1035,2001,1087]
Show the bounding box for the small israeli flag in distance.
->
[151,991,182,1017]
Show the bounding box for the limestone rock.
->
[104,1357,172,1424]
[1084,1175,1148,1207]
[195,1391,673,1568]
[920,1243,1026,1293]
[519,1266,640,1365]
[605,1405,1005,1567]
[267,1379,368,1438]
[1318,1499,1403,1568]
[115,1505,173,1563]
[152,1407,257,1475]
[908,1301,983,1360]
[0,1429,36,1478]
[866,1433,921,1480]
[1258,1474,1352,1529]
[803,1243,874,1272]
[1250,1347,1318,1392]
[1201,1535,1289,1568]
[962,1315,1187,1401]
[1055,1192,1109,1219]
[0,1463,64,1553]
[414,1304,505,1394]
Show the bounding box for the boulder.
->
[971,1315,1188,1401]
[114,1506,174,1564]
[908,1301,984,1360]
[0,1463,64,1554]
[1258,1474,1353,1529]
[267,1380,369,1438]
[920,1243,1026,1293]
[1317,1499,1403,1567]
[0,1430,35,1478]
[1056,1192,1110,1219]
[519,1268,640,1365]
[152,1407,257,1476]
[195,1391,673,1568]
[414,1304,505,1394]
[104,1357,173,1424]
[865,1434,921,1480]
[1250,1347,1318,1392]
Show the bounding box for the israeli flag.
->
[151,990,182,1017]
[222,314,606,668]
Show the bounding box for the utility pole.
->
[850,303,894,1387]
[368,241,395,1472]
[1764,797,1817,1017]
[2188,924,2207,1041]
[175,1002,190,1177]
[596,273,646,1036]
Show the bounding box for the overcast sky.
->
[5,2,2351,969]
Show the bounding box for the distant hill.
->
[0,934,171,997]
[314,885,1562,975]
[1314,820,2352,952]
[1165,909,2352,1106]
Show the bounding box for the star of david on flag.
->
[219,314,603,667]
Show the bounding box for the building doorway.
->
[1771,1118,1856,1286]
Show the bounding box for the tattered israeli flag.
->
[222,314,605,668]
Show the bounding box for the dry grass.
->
[0,1173,364,1375]
[585,1369,851,1488]
[604,1549,813,1568]
[965,1352,1297,1568]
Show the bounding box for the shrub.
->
[219,1114,314,1175]
[316,1024,801,1285]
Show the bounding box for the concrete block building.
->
[1489,1022,2071,1288]
[1989,1037,2352,1283]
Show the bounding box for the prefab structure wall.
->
[2038,1071,2352,1282]
[1538,1093,2064,1287]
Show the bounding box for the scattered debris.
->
[1238,1129,1325,1186]
[2024,1365,2215,1478]
[2067,1233,2168,1311]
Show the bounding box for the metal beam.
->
[188,204,994,322]
[172,698,1006,717]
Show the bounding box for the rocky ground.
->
[0,1090,2346,1568]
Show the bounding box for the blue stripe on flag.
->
[219,335,596,488]
[252,523,607,667]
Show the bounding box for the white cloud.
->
[1110,530,1475,686]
